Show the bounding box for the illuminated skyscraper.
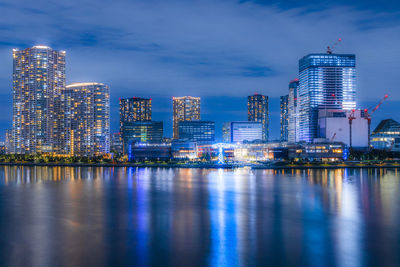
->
[298,53,356,142]
[11,45,66,154]
[172,96,200,139]
[288,79,299,143]
[248,94,269,141]
[280,95,289,142]
[119,97,152,133]
[62,83,110,156]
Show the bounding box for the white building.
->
[318,109,368,148]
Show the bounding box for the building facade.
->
[12,46,66,154]
[178,121,215,143]
[370,119,400,151]
[298,54,356,142]
[318,109,368,148]
[119,97,152,133]
[280,95,289,142]
[288,79,299,143]
[222,122,231,143]
[62,83,110,156]
[172,96,200,139]
[229,121,263,143]
[248,94,269,141]
[121,121,163,150]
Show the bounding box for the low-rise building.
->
[288,142,345,161]
[178,121,215,143]
[171,141,197,159]
[128,143,171,161]
[370,119,400,151]
[122,121,163,152]
[223,121,263,143]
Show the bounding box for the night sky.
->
[0,0,399,141]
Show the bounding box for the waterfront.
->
[0,166,400,266]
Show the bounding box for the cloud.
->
[0,0,400,139]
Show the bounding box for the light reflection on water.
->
[0,166,400,266]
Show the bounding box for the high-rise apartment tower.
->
[248,94,269,141]
[12,45,66,153]
[172,96,200,139]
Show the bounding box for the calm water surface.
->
[0,166,400,267]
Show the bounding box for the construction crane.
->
[348,109,356,148]
[364,94,389,148]
[327,38,342,54]
[331,132,337,142]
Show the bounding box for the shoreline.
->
[0,162,400,169]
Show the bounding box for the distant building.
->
[119,97,152,133]
[370,119,400,151]
[5,129,12,154]
[128,143,171,161]
[280,95,289,142]
[225,121,263,143]
[288,79,299,143]
[248,94,269,141]
[12,45,66,154]
[298,53,356,142]
[62,82,110,156]
[122,121,163,151]
[110,132,123,154]
[318,109,368,148]
[222,122,231,143]
[288,142,345,162]
[178,121,215,143]
[172,96,200,139]
[171,140,197,159]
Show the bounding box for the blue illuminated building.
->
[298,54,356,142]
[178,121,215,143]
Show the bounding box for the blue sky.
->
[0,0,400,140]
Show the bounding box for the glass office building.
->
[121,121,163,150]
[248,94,269,141]
[370,119,400,151]
[280,95,289,142]
[173,96,201,139]
[178,121,215,143]
[229,122,263,143]
[12,46,66,154]
[298,54,356,142]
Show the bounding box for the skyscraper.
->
[62,83,110,156]
[12,45,66,154]
[288,79,299,143]
[280,95,289,142]
[298,53,356,142]
[119,97,152,133]
[248,94,269,141]
[172,96,200,139]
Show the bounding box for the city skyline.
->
[1,0,399,140]
[3,45,394,142]
[1,45,395,142]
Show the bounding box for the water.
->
[0,166,399,267]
